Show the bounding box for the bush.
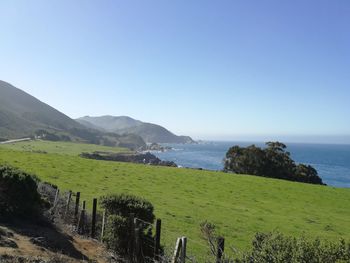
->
[100,193,156,257]
[0,165,43,218]
[235,232,350,263]
[103,215,129,255]
[100,193,155,223]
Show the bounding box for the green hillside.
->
[0,141,349,259]
[0,81,146,149]
[0,80,83,138]
[0,140,130,155]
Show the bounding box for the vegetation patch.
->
[0,141,349,258]
[101,193,156,257]
[0,165,43,219]
[0,140,130,156]
[235,232,350,263]
[81,151,177,167]
[225,142,323,184]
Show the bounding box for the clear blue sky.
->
[1,0,349,143]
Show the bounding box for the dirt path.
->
[0,138,32,144]
[0,224,112,263]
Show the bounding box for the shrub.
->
[200,220,219,257]
[103,215,129,255]
[100,193,155,223]
[100,193,155,257]
[0,165,43,218]
[234,232,350,263]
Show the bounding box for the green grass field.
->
[1,140,350,259]
[0,140,130,155]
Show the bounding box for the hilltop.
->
[0,81,146,149]
[77,115,195,144]
[0,80,82,139]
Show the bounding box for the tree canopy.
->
[224,142,324,185]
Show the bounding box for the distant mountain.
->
[0,80,146,149]
[0,80,83,138]
[78,116,142,132]
[77,116,195,144]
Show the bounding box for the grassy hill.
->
[0,80,83,139]
[0,141,349,259]
[77,115,195,144]
[0,140,130,155]
[0,81,146,149]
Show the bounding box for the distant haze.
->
[1,1,349,144]
[195,134,350,145]
[77,115,194,144]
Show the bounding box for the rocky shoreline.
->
[138,142,173,152]
[80,151,177,167]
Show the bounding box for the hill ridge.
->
[77,115,195,144]
[0,80,146,149]
[0,80,84,138]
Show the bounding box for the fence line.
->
[44,186,226,263]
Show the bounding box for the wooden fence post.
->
[216,237,225,263]
[100,209,106,241]
[129,213,135,262]
[91,198,97,238]
[154,219,162,261]
[171,238,182,263]
[65,191,72,219]
[135,226,142,263]
[74,192,80,221]
[77,209,86,234]
[78,200,86,234]
[181,236,187,263]
[53,188,60,208]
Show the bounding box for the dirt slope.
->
[0,224,113,263]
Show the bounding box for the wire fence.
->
[37,183,228,263]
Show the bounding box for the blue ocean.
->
[153,142,350,188]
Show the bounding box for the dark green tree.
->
[225,145,266,176]
[295,164,323,185]
[264,142,295,180]
[224,142,324,185]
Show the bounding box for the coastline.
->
[152,141,350,188]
